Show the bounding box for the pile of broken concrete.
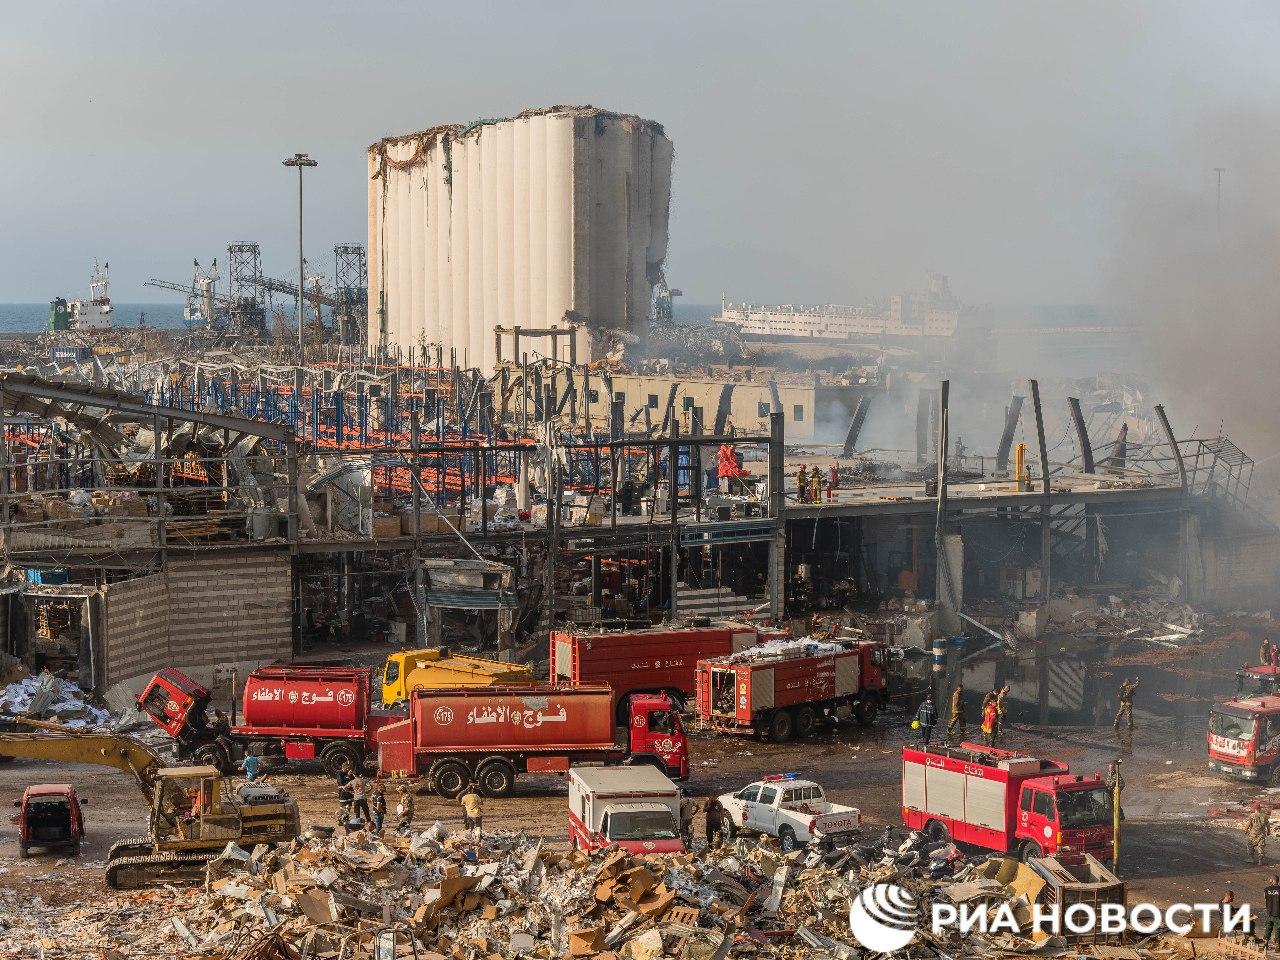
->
[2,822,1156,960]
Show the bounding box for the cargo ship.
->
[50,260,113,332]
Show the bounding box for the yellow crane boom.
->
[0,724,161,804]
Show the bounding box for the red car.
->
[11,783,87,858]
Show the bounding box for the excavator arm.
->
[0,721,160,805]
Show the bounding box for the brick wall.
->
[103,572,168,688]
[167,552,293,668]
[102,548,293,691]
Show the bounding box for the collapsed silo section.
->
[367,106,673,373]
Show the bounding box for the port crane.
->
[144,260,228,332]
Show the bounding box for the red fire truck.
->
[1207,696,1280,782]
[901,743,1115,863]
[551,621,762,719]
[1235,666,1280,700]
[694,639,888,741]
[138,665,400,776]
[375,684,688,797]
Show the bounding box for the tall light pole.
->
[282,153,318,357]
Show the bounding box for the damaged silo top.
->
[367,105,674,373]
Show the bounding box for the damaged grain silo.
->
[367,105,673,372]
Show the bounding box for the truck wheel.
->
[855,696,879,727]
[767,710,794,743]
[431,761,470,799]
[778,825,801,852]
[794,706,818,739]
[476,760,516,798]
[1020,841,1043,863]
[194,743,232,774]
[721,813,738,839]
[319,742,362,778]
[926,820,949,843]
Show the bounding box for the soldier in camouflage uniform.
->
[1113,678,1140,732]
[1249,802,1271,866]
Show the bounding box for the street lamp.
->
[282,152,318,357]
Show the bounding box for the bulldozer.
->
[0,721,300,889]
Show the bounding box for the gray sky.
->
[2,1,1278,304]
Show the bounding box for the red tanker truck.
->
[695,639,889,741]
[138,665,400,776]
[375,684,689,797]
[551,621,763,719]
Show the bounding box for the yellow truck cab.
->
[381,648,536,706]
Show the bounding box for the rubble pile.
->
[643,323,744,364]
[0,818,1128,960]
[1060,596,1206,647]
[0,669,110,727]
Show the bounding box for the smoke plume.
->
[1105,104,1280,513]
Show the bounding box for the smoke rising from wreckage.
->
[6,17,1280,955]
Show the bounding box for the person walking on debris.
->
[980,697,999,747]
[336,769,354,827]
[461,782,483,837]
[995,683,1011,742]
[679,792,698,843]
[705,798,723,847]
[980,688,997,718]
[915,694,937,747]
[371,780,387,832]
[947,682,966,743]
[1248,802,1271,866]
[394,783,415,832]
[1262,876,1280,947]
[1113,677,1140,732]
[351,775,371,828]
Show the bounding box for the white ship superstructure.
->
[68,260,114,332]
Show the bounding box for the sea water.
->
[0,303,188,332]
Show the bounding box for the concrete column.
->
[1181,510,1203,603]
[516,452,531,512]
[767,412,786,621]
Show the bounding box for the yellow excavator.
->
[0,719,300,889]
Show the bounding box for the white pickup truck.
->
[718,775,860,851]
